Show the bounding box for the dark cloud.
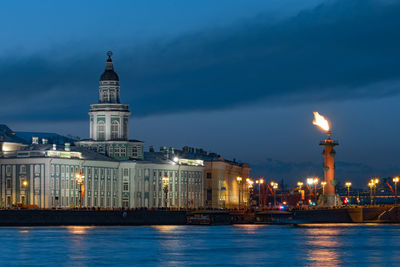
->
[1,0,400,121]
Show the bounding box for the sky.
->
[1,0,400,187]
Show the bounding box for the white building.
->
[0,52,204,209]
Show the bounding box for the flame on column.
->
[312,112,330,132]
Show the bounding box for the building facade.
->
[204,158,251,209]
[0,52,204,209]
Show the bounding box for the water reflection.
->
[304,227,342,266]
[234,224,266,234]
[152,225,180,233]
[66,226,94,235]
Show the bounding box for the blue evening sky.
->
[1,0,400,186]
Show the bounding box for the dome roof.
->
[100,51,119,81]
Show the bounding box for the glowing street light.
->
[22,180,28,188]
[321,181,327,195]
[237,177,243,209]
[297,181,303,190]
[163,176,169,208]
[74,171,85,209]
[368,180,374,205]
[345,181,352,204]
[271,181,278,207]
[256,178,264,208]
[246,178,254,209]
[393,177,399,205]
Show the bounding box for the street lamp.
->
[256,178,264,208]
[297,181,303,191]
[313,178,319,199]
[393,177,399,205]
[74,172,85,209]
[236,176,242,209]
[368,180,374,205]
[321,181,326,196]
[345,181,352,204]
[162,176,169,208]
[271,181,278,207]
[374,178,379,205]
[246,178,254,209]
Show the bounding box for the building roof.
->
[100,52,119,81]
[0,125,28,144]
[14,131,76,145]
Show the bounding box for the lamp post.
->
[297,181,303,205]
[22,180,28,205]
[393,177,399,205]
[307,178,314,203]
[321,181,326,196]
[256,178,264,208]
[368,181,374,205]
[374,178,379,205]
[246,178,254,209]
[345,182,352,205]
[163,176,169,208]
[236,176,242,209]
[74,172,85,209]
[313,178,319,201]
[271,181,278,207]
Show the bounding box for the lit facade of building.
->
[204,158,251,209]
[0,52,204,209]
[171,146,251,209]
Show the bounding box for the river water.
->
[1,224,399,266]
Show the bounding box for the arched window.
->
[111,121,119,139]
[97,121,105,140]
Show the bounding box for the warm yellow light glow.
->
[313,178,319,184]
[75,172,85,184]
[162,176,169,185]
[374,178,380,184]
[393,177,399,183]
[259,179,264,184]
[297,181,303,187]
[22,180,28,187]
[321,181,327,186]
[307,178,314,185]
[236,176,242,182]
[312,112,330,132]
[345,182,352,187]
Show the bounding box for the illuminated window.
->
[123,182,129,192]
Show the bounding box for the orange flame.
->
[312,112,330,132]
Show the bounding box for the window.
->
[111,121,119,139]
[20,165,26,173]
[6,166,11,176]
[6,179,11,189]
[123,182,129,192]
[123,196,129,208]
[124,169,128,177]
[97,121,105,140]
[206,172,212,179]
